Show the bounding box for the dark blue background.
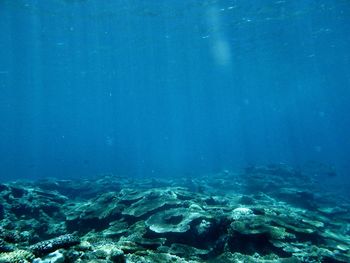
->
[0,0,349,182]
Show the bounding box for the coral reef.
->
[0,164,349,262]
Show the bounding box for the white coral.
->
[231,207,254,220]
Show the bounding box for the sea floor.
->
[0,164,349,263]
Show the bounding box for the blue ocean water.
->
[0,0,349,186]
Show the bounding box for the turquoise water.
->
[0,0,349,184]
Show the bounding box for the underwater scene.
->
[0,0,350,262]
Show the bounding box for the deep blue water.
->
[0,0,349,183]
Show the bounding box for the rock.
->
[109,248,125,263]
[0,239,14,252]
[33,250,65,263]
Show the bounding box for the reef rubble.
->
[0,164,349,262]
